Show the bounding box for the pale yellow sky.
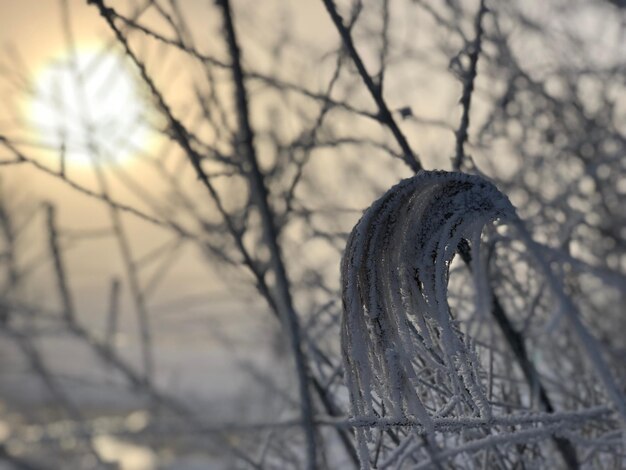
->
[1,0,622,322]
[0,4,625,469]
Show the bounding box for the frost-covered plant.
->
[341,170,625,468]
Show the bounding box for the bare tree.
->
[0,0,624,468]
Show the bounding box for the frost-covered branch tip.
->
[341,170,515,466]
[341,170,626,468]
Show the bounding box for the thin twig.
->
[216,1,318,467]
[104,277,121,349]
[321,0,422,173]
[62,0,154,383]
[457,240,580,469]
[453,0,487,171]
[45,203,76,323]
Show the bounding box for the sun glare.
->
[30,46,150,167]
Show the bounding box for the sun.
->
[30,45,150,167]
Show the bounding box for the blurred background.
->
[0,0,625,468]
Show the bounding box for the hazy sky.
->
[0,2,239,335]
[1,4,625,465]
[2,0,621,329]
